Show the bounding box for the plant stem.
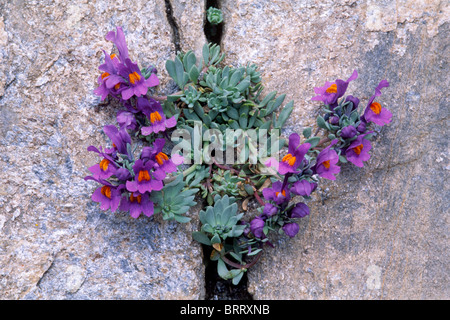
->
[221,250,264,270]
[281,173,292,192]
[182,164,198,177]
[212,158,240,175]
[150,95,167,101]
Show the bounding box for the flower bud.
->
[329,115,339,125]
[340,125,357,139]
[356,122,367,133]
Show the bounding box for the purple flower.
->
[282,222,300,238]
[125,159,165,194]
[93,51,122,101]
[261,203,278,218]
[356,121,367,133]
[345,132,373,167]
[88,158,117,180]
[105,58,159,100]
[105,26,130,62]
[103,125,132,155]
[266,133,311,175]
[114,168,133,181]
[86,145,118,179]
[311,70,358,106]
[262,181,291,205]
[290,202,310,218]
[315,139,340,180]
[119,192,154,218]
[116,110,137,130]
[250,216,265,238]
[340,125,357,139]
[363,80,392,126]
[329,115,339,125]
[139,97,177,135]
[90,181,123,213]
[99,27,159,100]
[140,138,180,173]
[290,179,317,197]
[345,95,360,111]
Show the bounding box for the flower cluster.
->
[313,70,391,167]
[246,71,392,240]
[86,27,185,219]
[85,131,181,218]
[93,27,159,101]
[86,27,393,286]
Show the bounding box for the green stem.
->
[182,164,198,177]
[221,250,263,270]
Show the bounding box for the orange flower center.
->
[129,71,141,84]
[99,159,110,171]
[138,170,151,182]
[101,186,112,199]
[325,83,337,93]
[275,190,286,197]
[101,72,110,80]
[150,111,163,124]
[110,53,117,59]
[323,160,330,169]
[282,153,297,167]
[370,102,382,115]
[155,152,169,165]
[114,83,121,90]
[129,194,142,204]
[352,144,363,155]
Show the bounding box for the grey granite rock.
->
[1,0,448,300]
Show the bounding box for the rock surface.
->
[221,0,449,299]
[0,0,205,299]
[1,0,448,300]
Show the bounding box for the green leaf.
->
[304,136,320,149]
[229,69,243,87]
[235,76,250,92]
[188,65,199,83]
[165,59,177,83]
[303,127,312,139]
[275,100,294,128]
[183,51,197,73]
[229,252,243,264]
[202,44,210,66]
[265,94,286,115]
[173,214,191,223]
[204,207,215,226]
[339,155,348,163]
[203,114,212,127]
[211,233,221,244]
[247,113,257,129]
[239,114,248,128]
[350,110,359,122]
[247,248,262,256]
[228,120,240,130]
[226,107,239,120]
[259,120,272,131]
[259,91,277,108]
[192,231,211,246]
[232,270,244,285]
[217,258,229,278]
[175,56,187,89]
[317,115,328,129]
